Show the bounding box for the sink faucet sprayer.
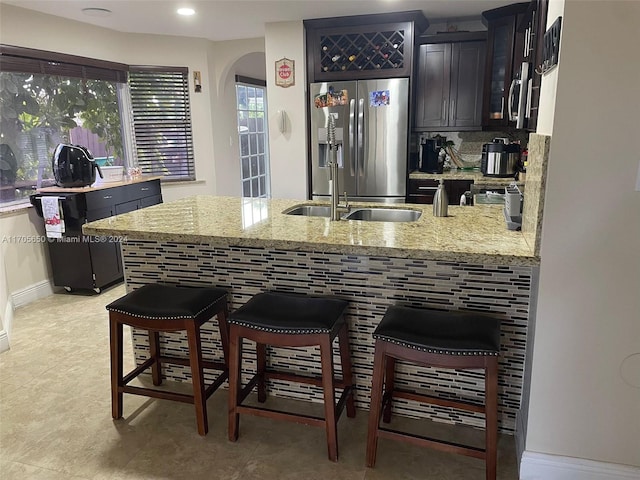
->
[327,114,349,221]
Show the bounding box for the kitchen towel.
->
[41,196,65,238]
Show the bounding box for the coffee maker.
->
[419,135,445,173]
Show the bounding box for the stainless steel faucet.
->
[327,115,349,221]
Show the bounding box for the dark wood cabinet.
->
[481,2,529,128]
[414,33,486,131]
[407,178,473,204]
[521,0,549,131]
[31,179,162,293]
[304,11,428,82]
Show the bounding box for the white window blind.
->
[128,67,195,180]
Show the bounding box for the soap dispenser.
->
[433,179,448,217]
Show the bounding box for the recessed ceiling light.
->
[81,7,112,17]
[177,7,195,16]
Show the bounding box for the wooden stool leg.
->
[228,325,243,442]
[366,340,386,468]
[320,335,338,462]
[382,355,396,423]
[256,343,267,402]
[149,331,162,386]
[485,357,499,480]
[187,323,208,436]
[337,323,356,418]
[217,306,230,367]
[109,316,124,419]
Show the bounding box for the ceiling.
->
[3,0,515,42]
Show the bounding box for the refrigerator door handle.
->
[349,98,356,176]
[358,98,365,177]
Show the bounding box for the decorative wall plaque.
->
[275,58,295,88]
[539,16,562,75]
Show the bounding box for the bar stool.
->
[227,291,356,462]
[366,305,500,480]
[106,283,229,436]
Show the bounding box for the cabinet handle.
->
[500,97,505,119]
[450,99,456,122]
[417,186,438,191]
[103,195,113,199]
[442,99,447,121]
[141,187,149,191]
[508,78,520,122]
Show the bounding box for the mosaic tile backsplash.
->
[123,241,533,433]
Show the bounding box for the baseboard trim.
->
[1,295,14,352]
[515,410,526,469]
[520,451,640,479]
[0,329,9,352]
[11,279,54,308]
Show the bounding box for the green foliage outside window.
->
[0,72,124,201]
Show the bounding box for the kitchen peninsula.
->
[84,196,538,433]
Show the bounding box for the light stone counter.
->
[409,170,523,188]
[83,195,537,266]
[84,194,539,433]
[37,175,162,193]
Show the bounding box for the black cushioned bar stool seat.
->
[106,284,229,436]
[228,292,356,462]
[366,306,501,480]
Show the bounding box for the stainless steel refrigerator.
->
[309,78,409,203]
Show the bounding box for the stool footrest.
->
[265,370,350,389]
[122,357,155,385]
[335,386,353,419]
[121,356,228,403]
[239,373,262,404]
[388,388,486,414]
[378,427,486,460]
[237,405,325,427]
[121,385,195,404]
[158,354,226,373]
[204,371,229,398]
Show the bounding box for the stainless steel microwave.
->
[508,61,532,129]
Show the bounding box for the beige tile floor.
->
[0,284,519,479]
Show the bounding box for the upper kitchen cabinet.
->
[414,32,486,131]
[481,2,529,129]
[520,0,549,131]
[304,11,429,82]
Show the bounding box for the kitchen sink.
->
[283,205,332,217]
[344,208,422,222]
[283,204,422,222]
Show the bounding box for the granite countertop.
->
[36,176,161,193]
[409,170,523,187]
[82,196,538,266]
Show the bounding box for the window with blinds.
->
[128,67,195,181]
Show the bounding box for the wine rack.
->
[305,13,428,82]
[319,30,406,73]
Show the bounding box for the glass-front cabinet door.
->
[483,15,516,127]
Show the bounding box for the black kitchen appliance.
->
[481,139,521,177]
[52,143,103,187]
[419,136,445,173]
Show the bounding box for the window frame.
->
[0,44,198,206]
[235,76,270,199]
[128,66,196,182]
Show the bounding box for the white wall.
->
[210,45,267,197]
[264,21,308,199]
[526,0,640,469]
[535,0,564,135]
